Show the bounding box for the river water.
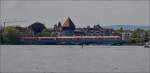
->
[0,45,149,72]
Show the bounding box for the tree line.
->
[117,27,150,45]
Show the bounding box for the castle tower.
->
[62,17,76,36]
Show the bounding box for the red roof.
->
[63,17,75,29]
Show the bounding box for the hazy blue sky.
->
[1,0,150,28]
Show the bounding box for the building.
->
[62,17,76,36]
[74,25,120,36]
[14,26,34,37]
[53,21,63,36]
[121,30,132,40]
[51,17,121,37]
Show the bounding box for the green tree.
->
[35,33,42,37]
[129,28,145,44]
[51,32,57,37]
[40,29,52,37]
[0,32,3,44]
[2,26,20,44]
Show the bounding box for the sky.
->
[1,0,150,28]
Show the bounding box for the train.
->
[20,36,125,45]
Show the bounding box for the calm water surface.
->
[0,45,149,72]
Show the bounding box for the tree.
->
[40,29,52,37]
[0,32,3,44]
[129,28,145,44]
[35,29,57,37]
[2,26,20,44]
[29,22,46,35]
[51,32,57,37]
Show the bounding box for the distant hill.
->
[104,25,150,30]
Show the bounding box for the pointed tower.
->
[62,17,76,36]
[57,21,62,32]
[63,17,75,30]
[58,21,62,27]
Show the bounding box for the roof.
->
[63,17,75,30]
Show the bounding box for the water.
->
[0,45,149,72]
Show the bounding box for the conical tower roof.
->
[63,17,75,30]
[58,21,62,27]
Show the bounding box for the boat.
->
[144,42,150,48]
